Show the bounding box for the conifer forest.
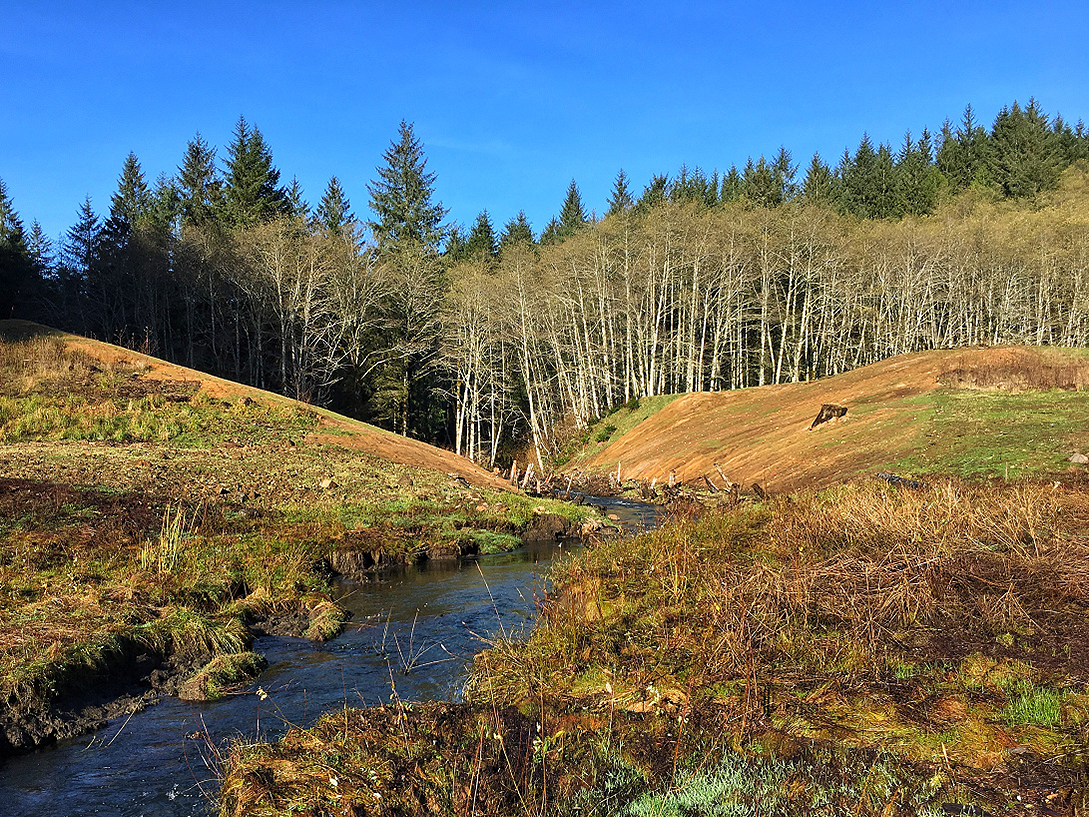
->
[3,99,1089,468]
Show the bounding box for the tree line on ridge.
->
[1,99,1088,467]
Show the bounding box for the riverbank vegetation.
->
[219,479,1089,815]
[0,327,586,755]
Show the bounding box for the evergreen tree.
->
[464,210,498,260]
[558,179,587,234]
[146,173,180,233]
[366,121,449,441]
[0,177,33,317]
[989,99,1062,197]
[936,105,994,190]
[316,176,353,236]
[177,133,221,227]
[55,196,101,331]
[109,152,151,227]
[285,176,309,220]
[61,197,100,276]
[720,166,743,203]
[634,174,669,214]
[367,120,447,250]
[498,211,535,253]
[222,116,287,228]
[771,147,798,201]
[606,169,634,216]
[444,225,468,261]
[1053,117,1089,164]
[539,180,588,245]
[801,153,835,204]
[896,130,941,216]
[27,220,52,274]
[538,216,564,246]
[742,157,783,207]
[669,165,719,207]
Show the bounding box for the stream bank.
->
[0,496,656,817]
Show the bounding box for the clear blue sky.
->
[3,0,1088,245]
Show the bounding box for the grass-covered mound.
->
[220,480,1089,815]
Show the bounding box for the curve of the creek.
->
[1,496,660,817]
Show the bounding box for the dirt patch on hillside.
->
[580,346,1089,492]
[307,417,510,491]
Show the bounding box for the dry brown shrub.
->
[941,361,1089,391]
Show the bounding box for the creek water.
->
[0,496,659,817]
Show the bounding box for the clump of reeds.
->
[140,504,196,574]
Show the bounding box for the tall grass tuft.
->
[140,504,195,574]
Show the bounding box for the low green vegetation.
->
[894,388,1089,479]
[179,651,268,701]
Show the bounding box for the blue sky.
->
[3,1,1088,245]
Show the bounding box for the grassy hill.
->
[0,320,586,756]
[571,345,1089,491]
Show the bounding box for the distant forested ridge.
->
[2,99,1089,467]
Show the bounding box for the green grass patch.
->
[1001,678,1064,727]
[891,388,1089,478]
[563,393,684,466]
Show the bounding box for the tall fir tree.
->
[989,99,1062,197]
[669,165,719,207]
[62,197,100,276]
[896,130,941,216]
[315,176,353,236]
[0,177,33,317]
[771,147,798,202]
[177,133,221,227]
[285,176,309,220]
[538,217,563,246]
[367,120,447,250]
[634,174,669,214]
[606,169,634,216]
[464,210,498,260]
[365,120,449,440]
[937,105,994,191]
[27,220,53,274]
[444,225,468,261]
[109,152,151,227]
[558,179,587,233]
[222,116,287,229]
[720,166,743,203]
[801,153,835,204]
[742,157,784,207]
[498,211,534,253]
[1052,116,1089,165]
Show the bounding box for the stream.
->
[0,496,660,817]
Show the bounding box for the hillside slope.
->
[576,345,1089,491]
[3,319,508,491]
